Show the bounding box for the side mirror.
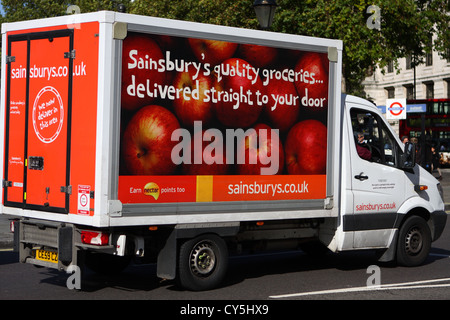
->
[400,142,416,169]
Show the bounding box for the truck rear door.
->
[4,29,74,213]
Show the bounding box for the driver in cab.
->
[356,132,371,161]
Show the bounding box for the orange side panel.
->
[68,22,99,216]
[3,22,99,215]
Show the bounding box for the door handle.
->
[354,173,369,181]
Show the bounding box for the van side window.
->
[350,108,398,166]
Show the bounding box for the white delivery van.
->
[0,11,446,291]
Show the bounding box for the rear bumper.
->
[15,219,75,270]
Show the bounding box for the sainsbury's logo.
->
[355,202,396,212]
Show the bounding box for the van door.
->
[347,106,405,248]
[4,30,74,213]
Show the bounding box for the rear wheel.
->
[178,234,228,291]
[396,216,431,267]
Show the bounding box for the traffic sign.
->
[386,99,406,120]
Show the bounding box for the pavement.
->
[1,169,450,249]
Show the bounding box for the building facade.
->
[363,48,450,106]
[363,46,450,167]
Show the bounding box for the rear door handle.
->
[354,173,369,181]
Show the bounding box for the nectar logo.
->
[144,182,160,200]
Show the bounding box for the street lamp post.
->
[253,0,277,30]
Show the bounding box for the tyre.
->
[177,234,228,291]
[396,216,431,267]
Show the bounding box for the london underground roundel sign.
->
[386,99,406,120]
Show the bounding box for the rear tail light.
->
[81,230,109,246]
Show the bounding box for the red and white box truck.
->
[0,11,446,290]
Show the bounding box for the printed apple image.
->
[182,129,229,175]
[121,33,166,112]
[285,120,327,175]
[214,58,263,128]
[264,77,300,133]
[238,44,278,68]
[188,38,238,66]
[173,68,215,128]
[237,123,284,175]
[294,52,329,112]
[122,105,180,175]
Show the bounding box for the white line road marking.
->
[269,277,450,299]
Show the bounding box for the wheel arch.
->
[156,224,239,282]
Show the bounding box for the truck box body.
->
[1,11,446,291]
[1,11,341,225]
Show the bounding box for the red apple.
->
[188,38,238,66]
[238,44,278,68]
[121,33,166,112]
[182,129,229,175]
[294,52,329,112]
[121,105,180,175]
[285,120,327,175]
[237,123,284,175]
[214,58,263,128]
[173,68,215,128]
[264,77,300,133]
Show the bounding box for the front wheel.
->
[178,234,228,291]
[396,216,431,267]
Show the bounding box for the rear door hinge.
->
[64,50,76,59]
[6,56,16,63]
[60,185,72,195]
[2,180,12,188]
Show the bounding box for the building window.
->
[406,55,413,70]
[446,79,450,98]
[425,82,434,99]
[426,51,433,66]
[426,36,433,66]
[387,61,394,73]
[385,87,395,99]
[405,85,414,100]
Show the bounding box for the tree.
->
[128,0,450,97]
[272,0,450,95]
[0,0,133,21]
[129,0,258,28]
[1,0,448,97]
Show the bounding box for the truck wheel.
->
[178,234,228,291]
[396,216,431,267]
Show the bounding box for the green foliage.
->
[1,0,448,97]
[273,0,449,95]
[0,0,133,21]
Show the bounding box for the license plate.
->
[36,249,58,264]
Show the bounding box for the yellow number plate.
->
[36,249,58,264]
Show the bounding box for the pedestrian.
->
[411,137,421,165]
[431,146,442,180]
[420,132,432,173]
[401,136,409,144]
